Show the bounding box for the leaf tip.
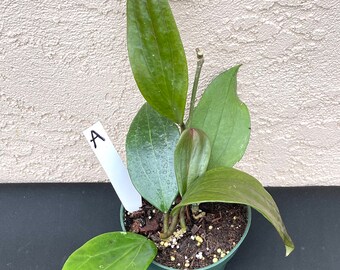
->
[285,243,295,257]
[233,64,242,72]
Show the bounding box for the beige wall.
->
[1,0,339,185]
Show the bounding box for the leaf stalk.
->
[159,212,179,239]
[179,206,187,232]
[163,212,169,235]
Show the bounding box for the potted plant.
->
[62,1,294,269]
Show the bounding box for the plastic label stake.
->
[83,121,142,212]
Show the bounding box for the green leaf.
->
[173,167,295,256]
[126,103,179,213]
[174,128,211,196]
[127,0,188,124]
[62,232,157,270]
[189,65,250,168]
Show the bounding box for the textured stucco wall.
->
[0,0,339,185]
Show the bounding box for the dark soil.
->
[123,200,248,270]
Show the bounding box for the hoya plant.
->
[63,1,294,269]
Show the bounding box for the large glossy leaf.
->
[189,65,250,168]
[127,0,188,124]
[173,167,295,256]
[62,232,157,270]
[126,103,179,213]
[174,128,211,196]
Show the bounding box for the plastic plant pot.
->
[120,205,251,270]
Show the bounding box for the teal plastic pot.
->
[120,205,251,270]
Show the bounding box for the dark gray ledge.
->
[0,184,339,270]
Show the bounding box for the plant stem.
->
[191,203,200,214]
[159,212,179,239]
[179,207,187,232]
[163,212,169,234]
[188,48,204,124]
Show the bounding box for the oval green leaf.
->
[174,128,211,196]
[127,0,188,124]
[126,103,179,213]
[173,167,295,256]
[62,232,157,270]
[189,65,250,168]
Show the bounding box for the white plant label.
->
[83,121,142,212]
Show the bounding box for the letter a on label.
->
[90,130,105,148]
